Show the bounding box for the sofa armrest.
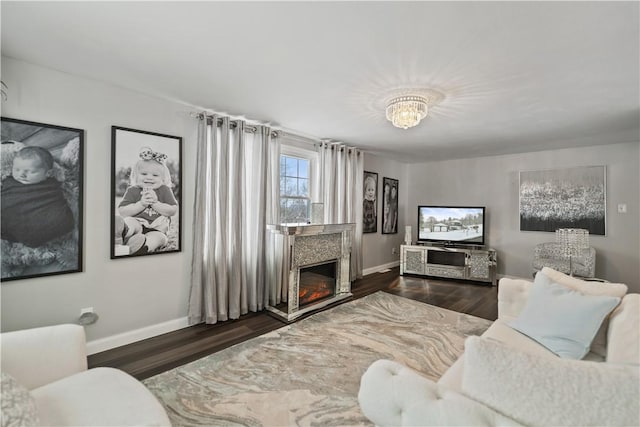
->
[607,293,640,364]
[1,324,87,390]
[358,359,522,426]
[463,336,640,427]
[497,278,532,322]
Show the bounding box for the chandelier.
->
[385,95,428,129]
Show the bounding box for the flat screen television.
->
[417,206,485,246]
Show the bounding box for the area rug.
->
[143,291,492,426]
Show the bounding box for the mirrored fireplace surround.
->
[267,223,354,322]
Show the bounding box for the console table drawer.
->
[426,266,465,279]
[403,249,425,274]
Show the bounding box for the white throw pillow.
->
[508,272,620,359]
[539,267,627,357]
[462,336,640,427]
[1,371,39,427]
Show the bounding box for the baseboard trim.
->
[362,260,400,277]
[87,262,402,354]
[86,317,190,355]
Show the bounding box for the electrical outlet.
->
[78,307,99,326]
[392,247,397,255]
[617,203,627,214]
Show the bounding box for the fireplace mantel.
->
[268,223,355,236]
[267,223,354,321]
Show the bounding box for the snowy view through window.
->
[280,155,310,224]
[418,207,484,243]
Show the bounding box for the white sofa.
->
[1,324,171,426]
[358,269,640,426]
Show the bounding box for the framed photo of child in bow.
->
[363,171,378,233]
[1,117,84,281]
[111,126,182,259]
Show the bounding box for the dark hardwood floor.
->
[88,267,497,380]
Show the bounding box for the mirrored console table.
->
[400,244,497,286]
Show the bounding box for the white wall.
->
[361,153,408,273]
[0,57,407,347]
[1,57,197,341]
[3,56,638,349]
[405,142,640,292]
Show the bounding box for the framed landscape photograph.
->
[382,177,398,234]
[519,165,606,235]
[363,171,378,233]
[1,117,84,281]
[111,126,182,258]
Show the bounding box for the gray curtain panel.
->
[317,141,364,280]
[188,115,279,324]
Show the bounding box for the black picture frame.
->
[1,117,84,281]
[363,171,378,233]
[382,177,399,234]
[519,166,606,235]
[111,126,182,258]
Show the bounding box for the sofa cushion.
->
[438,319,560,392]
[31,367,170,426]
[539,267,627,357]
[462,336,640,427]
[508,272,620,359]
[497,277,533,323]
[0,372,39,427]
[607,294,640,365]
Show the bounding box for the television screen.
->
[418,206,485,245]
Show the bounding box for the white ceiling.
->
[1,1,638,163]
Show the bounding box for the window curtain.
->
[188,115,280,324]
[316,141,363,280]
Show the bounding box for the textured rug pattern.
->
[143,291,492,426]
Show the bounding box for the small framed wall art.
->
[1,117,84,281]
[382,177,398,234]
[111,126,182,258]
[363,171,378,233]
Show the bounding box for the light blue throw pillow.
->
[509,273,620,359]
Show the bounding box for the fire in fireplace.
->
[299,261,337,307]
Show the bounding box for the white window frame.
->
[280,142,318,225]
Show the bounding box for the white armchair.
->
[1,324,171,426]
[532,242,596,278]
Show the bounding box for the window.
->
[280,154,310,224]
[278,140,318,224]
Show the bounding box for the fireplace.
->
[299,261,337,307]
[266,223,354,322]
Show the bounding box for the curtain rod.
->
[191,112,264,133]
[191,112,281,137]
[317,141,362,155]
[191,112,324,142]
[190,111,360,153]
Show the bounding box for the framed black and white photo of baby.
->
[1,117,84,282]
[111,126,182,259]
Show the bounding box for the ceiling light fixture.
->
[385,95,428,129]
